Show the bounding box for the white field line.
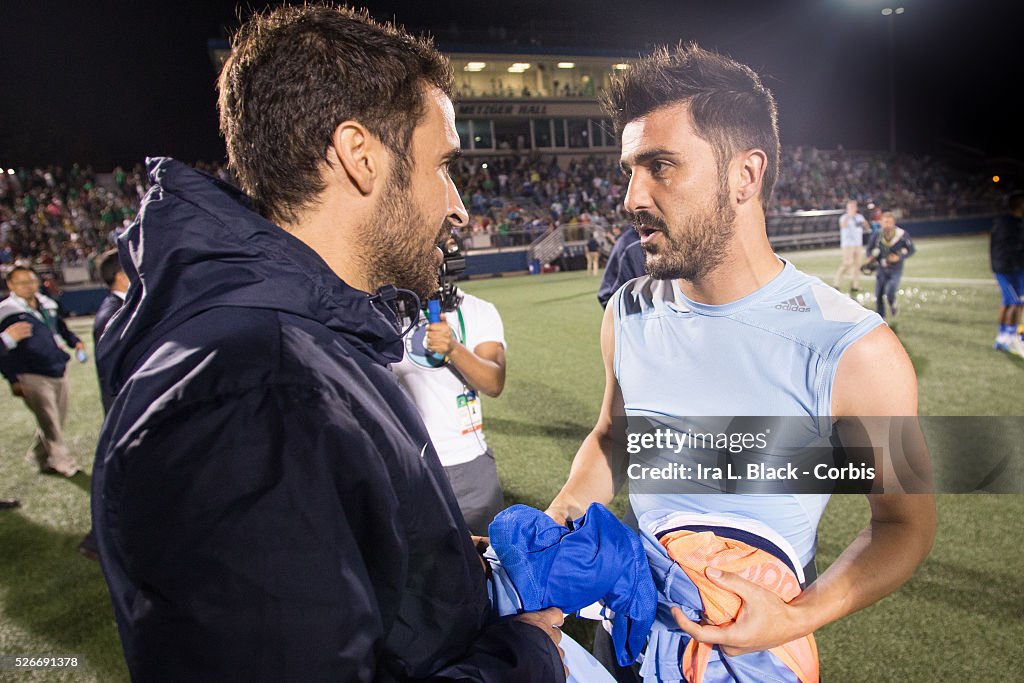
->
[803,272,996,287]
[891,277,995,286]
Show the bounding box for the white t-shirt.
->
[839,212,868,247]
[392,293,506,466]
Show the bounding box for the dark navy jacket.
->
[866,227,916,274]
[0,293,80,383]
[597,228,644,308]
[92,291,124,413]
[93,158,563,682]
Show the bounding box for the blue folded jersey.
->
[489,503,657,666]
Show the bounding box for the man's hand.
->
[513,606,567,677]
[470,535,491,576]
[670,568,812,657]
[470,535,490,554]
[3,321,32,343]
[11,382,24,397]
[425,320,457,356]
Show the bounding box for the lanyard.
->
[15,296,55,333]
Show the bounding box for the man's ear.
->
[734,149,767,205]
[328,121,382,196]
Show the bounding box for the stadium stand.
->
[0,148,1012,293]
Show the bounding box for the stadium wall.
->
[902,215,994,237]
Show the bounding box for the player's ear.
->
[734,149,767,205]
[327,121,382,196]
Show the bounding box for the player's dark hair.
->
[1007,191,1024,213]
[98,249,123,288]
[5,266,35,283]
[602,43,780,206]
[217,3,454,224]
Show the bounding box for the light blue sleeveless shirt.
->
[611,260,883,567]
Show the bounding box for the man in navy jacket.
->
[1,266,84,476]
[92,5,565,681]
[92,248,128,413]
[597,226,645,308]
[78,248,130,560]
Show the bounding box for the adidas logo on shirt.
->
[775,295,811,313]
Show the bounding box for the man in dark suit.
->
[79,249,129,558]
[597,225,645,308]
[93,249,129,412]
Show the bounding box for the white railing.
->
[527,226,565,267]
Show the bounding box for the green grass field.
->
[1,234,1021,681]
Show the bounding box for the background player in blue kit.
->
[990,191,1024,356]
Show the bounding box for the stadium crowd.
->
[0,147,1007,280]
[450,147,1006,248]
[0,161,229,285]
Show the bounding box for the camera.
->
[383,236,466,333]
[860,259,879,275]
[434,237,465,313]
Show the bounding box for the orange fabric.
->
[659,530,819,683]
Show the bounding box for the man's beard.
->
[636,182,736,282]
[362,170,450,301]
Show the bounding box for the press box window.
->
[494,119,531,151]
[456,119,471,150]
[470,120,493,150]
[533,119,553,148]
[567,119,589,148]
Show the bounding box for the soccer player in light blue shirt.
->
[545,44,935,680]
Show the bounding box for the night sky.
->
[1,0,1021,170]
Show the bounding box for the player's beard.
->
[638,180,736,282]
[362,168,450,301]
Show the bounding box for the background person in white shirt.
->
[392,287,508,535]
[833,199,870,292]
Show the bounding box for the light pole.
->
[882,7,905,155]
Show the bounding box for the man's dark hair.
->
[98,249,123,288]
[601,43,780,206]
[5,266,35,283]
[217,3,454,224]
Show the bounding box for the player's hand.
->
[3,321,32,343]
[670,568,811,657]
[543,504,573,526]
[425,320,457,356]
[513,607,567,678]
[11,382,24,397]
